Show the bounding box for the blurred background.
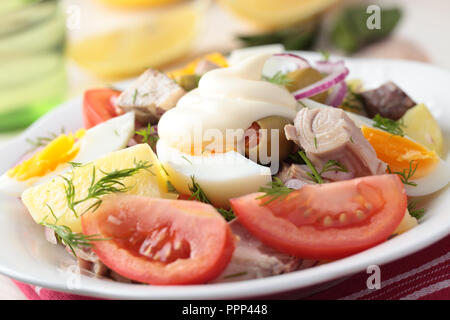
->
[0,0,449,142]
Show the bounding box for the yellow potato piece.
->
[98,0,181,8]
[394,209,418,235]
[22,144,176,233]
[401,104,444,156]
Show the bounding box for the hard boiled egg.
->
[156,139,271,209]
[0,112,135,197]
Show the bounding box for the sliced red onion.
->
[326,81,348,107]
[292,62,349,100]
[272,53,310,70]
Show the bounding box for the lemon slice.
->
[68,4,201,79]
[98,0,181,8]
[401,104,444,157]
[22,144,175,233]
[217,0,340,29]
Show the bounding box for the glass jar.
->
[0,0,67,132]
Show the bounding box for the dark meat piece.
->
[360,81,416,120]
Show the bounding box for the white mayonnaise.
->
[157,54,299,152]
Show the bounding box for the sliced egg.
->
[0,112,135,197]
[156,139,271,209]
[302,99,449,196]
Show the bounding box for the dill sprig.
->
[166,180,178,193]
[223,271,248,279]
[40,205,108,256]
[298,151,348,184]
[262,71,293,87]
[341,85,363,111]
[135,124,159,148]
[63,160,153,217]
[257,177,293,205]
[407,200,426,220]
[387,160,418,187]
[188,176,236,221]
[373,114,405,136]
[25,127,65,152]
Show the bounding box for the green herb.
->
[160,164,169,176]
[238,22,319,50]
[331,6,402,53]
[166,180,178,193]
[407,201,426,219]
[63,160,153,217]
[25,127,65,151]
[223,271,248,279]
[68,162,83,168]
[262,71,293,87]
[342,85,363,112]
[181,156,192,165]
[350,136,354,143]
[40,205,108,256]
[298,151,348,184]
[217,208,236,222]
[319,49,330,61]
[257,177,293,205]
[132,89,138,104]
[373,114,405,136]
[387,160,418,187]
[298,101,308,109]
[188,176,236,221]
[314,136,318,149]
[135,124,159,148]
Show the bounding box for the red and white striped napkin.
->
[11,235,449,300]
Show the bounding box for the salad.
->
[0,46,448,285]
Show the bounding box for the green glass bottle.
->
[0,0,67,132]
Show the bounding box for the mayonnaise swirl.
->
[157,54,299,152]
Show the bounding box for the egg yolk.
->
[167,52,228,79]
[8,129,85,181]
[361,126,439,179]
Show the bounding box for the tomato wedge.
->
[82,88,122,129]
[230,174,406,260]
[82,195,235,285]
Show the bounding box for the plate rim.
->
[0,53,449,299]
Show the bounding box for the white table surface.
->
[1,0,449,299]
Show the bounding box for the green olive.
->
[175,74,201,91]
[286,67,328,103]
[245,116,293,164]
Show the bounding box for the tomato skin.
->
[230,175,407,260]
[81,195,235,285]
[82,88,122,129]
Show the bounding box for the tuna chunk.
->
[211,220,317,283]
[116,69,186,124]
[360,81,416,120]
[285,107,386,180]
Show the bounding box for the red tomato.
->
[230,175,407,260]
[81,195,235,285]
[82,88,122,128]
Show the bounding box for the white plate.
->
[0,53,449,299]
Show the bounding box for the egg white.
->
[0,112,135,198]
[156,139,271,209]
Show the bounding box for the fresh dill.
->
[319,49,330,61]
[181,156,193,165]
[25,127,65,151]
[314,136,318,149]
[63,160,153,217]
[298,151,348,184]
[135,124,159,148]
[257,177,293,205]
[373,114,405,136]
[40,205,108,256]
[341,85,363,112]
[262,71,293,87]
[188,176,236,221]
[166,180,178,193]
[68,162,83,168]
[132,89,138,104]
[387,160,418,187]
[407,200,426,219]
[223,271,248,279]
[160,164,169,176]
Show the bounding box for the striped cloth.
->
[12,235,449,300]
